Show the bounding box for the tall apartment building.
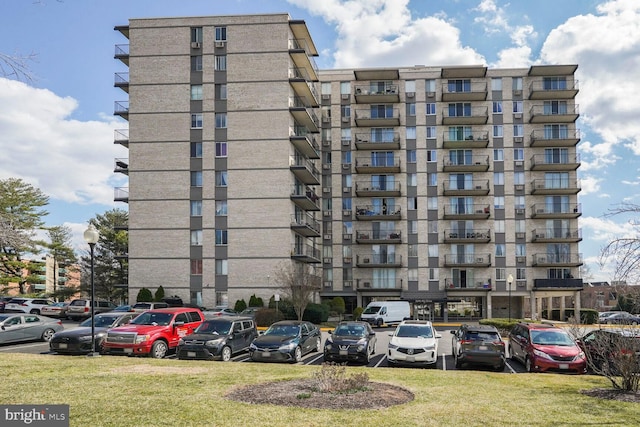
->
[114,13,583,319]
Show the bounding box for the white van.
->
[360,301,410,327]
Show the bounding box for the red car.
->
[508,323,586,374]
[103,307,204,358]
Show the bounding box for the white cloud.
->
[0,78,127,206]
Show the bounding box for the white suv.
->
[387,320,442,367]
[4,298,53,315]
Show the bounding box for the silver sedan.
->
[0,313,64,344]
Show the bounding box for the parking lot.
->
[0,318,528,373]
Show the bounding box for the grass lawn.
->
[0,353,637,427]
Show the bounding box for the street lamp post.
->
[507,273,514,322]
[84,224,100,357]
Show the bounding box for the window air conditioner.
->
[342,164,350,170]
[324,281,332,288]
[343,187,350,193]
[515,208,524,214]
[322,116,330,123]
[363,281,371,288]
[343,233,352,239]
[342,116,350,123]
[322,141,331,147]
[323,211,331,217]
[514,90,522,96]
[406,92,415,98]
[514,113,522,119]
[536,209,545,214]
[322,164,330,170]
[341,94,350,100]
[323,257,332,263]
[344,280,352,287]
[427,92,435,97]
[342,139,350,146]
[515,184,524,191]
[191,42,201,49]
[342,211,352,217]
[215,41,225,48]
[323,187,330,193]
[515,160,523,167]
[516,256,526,263]
[323,235,331,241]
[514,137,523,143]
[321,94,331,100]
[516,232,525,239]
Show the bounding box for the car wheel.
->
[495,362,506,372]
[364,347,371,364]
[221,346,232,362]
[376,319,383,328]
[525,357,534,373]
[150,341,168,359]
[30,309,40,315]
[292,346,302,363]
[41,328,55,342]
[313,337,321,352]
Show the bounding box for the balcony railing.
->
[532,228,582,242]
[356,278,403,290]
[114,129,129,147]
[355,204,401,219]
[532,253,583,266]
[443,254,491,266]
[355,230,402,243]
[291,243,321,263]
[529,104,579,123]
[443,204,491,218]
[444,229,491,242]
[290,213,320,237]
[114,101,129,119]
[444,278,492,290]
[531,203,581,217]
[530,178,580,194]
[530,129,580,146]
[114,187,129,203]
[530,153,580,170]
[290,185,320,211]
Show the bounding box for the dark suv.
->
[176,316,257,361]
[508,322,586,374]
[450,324,505,371]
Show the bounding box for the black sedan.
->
[49,312,138,355]
[324,321,377,364]
[578,329,640,374]
[249,320,321,363]
[602,312,640,325]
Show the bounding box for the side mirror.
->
[450,330,456,335]
[435,333,442,339]
[388,332,393,337]
[328,330,333,335]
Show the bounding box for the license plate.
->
[262,351,271,357]
[187,352,196,358]
[124,348,133,354]
[406,356,415,362]
[559,364,569,370]
[479,345,488,350]
[58,343,67,349]
[339,350,348,356]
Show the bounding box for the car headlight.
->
[249,343,257,351]
[178,338,185,345]
[574,351,586,361]
[424,344,436,351]
[279,342,297,351]
[533,348,553,360]
[388,342,398,350]
[78,335,92,342]
[357,345,365,352]
[206,338,223,346]
[134,334,149,344]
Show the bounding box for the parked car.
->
[176,316,257,361]
[113,305,135,312]
[508,323,587,374]
[4,298,53,315]
[387,320,441,367]
[577,329,640,374]
[324,321,377,364]
[103,307,205,358]
[67,299,118,320]
[450,324,505,371]
[131,302,169,313]
[360,300,410,327]
[203,307,238,318]
[40,302,70,319]
[239,307,262,318]
[0,313,63,343]
[600,312,640,325]
[249,320,321,363]
[0,296,14,313]
[49,311,139,355]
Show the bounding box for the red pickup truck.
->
[103,307,204,358]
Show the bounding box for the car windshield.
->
[195,321,231,335]
[362,306,381,314]
[0,315,10,322]
[334,325,367,337]
[396,325,433,338]
[531,330,575,346]
[264,324,300,336]
[80,316,119,328]
[466,331,500,341]
[130,312,173,326]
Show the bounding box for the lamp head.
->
[83,224,100,245]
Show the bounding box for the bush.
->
[154,286,165,302]
[136,287,153,302]
[254,308,284,327]
[479,318,523,336]
[312,363,369,393]
[234,299,247,312]
[303,303,329,324]
[329,297,346,319]
[249,294,264,308]
[353,307,363,321]
[272,298,297,320]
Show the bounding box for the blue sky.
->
[1,0,639,282]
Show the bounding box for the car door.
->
[0,315,25,343]
[229,321,243,353]
[510,326,525,361]
[300,323,312,354]
[22,315,45,341]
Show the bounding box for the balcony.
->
[355,205,401,220]
[442,155,490,172]
[532,253,583,267]
[443,204,490,220]
[114,44,129,65]
[443,229,491,243]
[530,179,581,195]
[354,69,400,81]
[442,130,490,148]
[356,278,402,290]
[530,153,580,171]
[531,203,581,218]
[288,37,318,81]
[289,67,319,107]
[533,278,583,290]
[290,213,320,237]
[290,186,320,211]
[529,104,579,123]
[442,180,490,196]
[530,129,580,147]
[354,84,400,104]
[290,128,319,159]
[289,156,320,185]
[355,230,401,244]
[354,132,401,150]
[355,181,401,197]
[528,79,579,100]
[114,101,129,120]
[114,72,129,93]
[354,108,400,127]
[356,254,402,268]
[442,106,488,125]
[444,278,492,291]
[354,156,401,174]
[291,243,321,263]
[114,187,129,203]
[532,228,582,243]
[114,158,129,175]
[441,81,488,102]
[114,129,129,147]
[289,96,319,133]
[444,254,492,267]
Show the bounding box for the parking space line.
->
[0,343,46,351]
[505,360,517,373]
[374,355,386,368]
[305,354,324,365]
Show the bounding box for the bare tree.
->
[273,261,321,321]
[0,52,36,82]
[599,202,640,285]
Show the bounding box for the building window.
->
[342,197,352,210]
[216,201,228,216]
[341,105,351,118]
[215,260,228,276]
[405,80,416,93]
[190,200,202,216]
[216,113,227,128]
[408,197,417,210]
[191,85,203,100]
[429,268,439,280]
[191,27,203,43]
[491,78,502,91]
[493,125,503,137]
[493,101,502,113]
[216,84,227,100]
[495,244,505,257]
[514,148,524,161]
[408,103,416,116]
[512,77,523,91]
[191,171,203,187]
[427,197,438,210]
[427,150,437,162]
[513,101,523,113]
[515,220,525,233]
[216,142,227,157]
[406,126,416,139]
[496,268,505,280]
[216,230,228,245]
[428,245,438,257]
[428,220,437,233]
[494,196,504,209]
[191,56,203,71]
[215,55,227,71]
[190,259,203,275]
[494,220,505,233]
[191,230,203,246]
[408,173,417,187]
[409,220,418,234]
[191,142,202,158]
[428,173,437,186]
[516,244,526,257]
[514,172,524,185]
[494,172,504,185]
[341,128,351,142]
[191,114,203,128]
[426,103,436,115]
[493,149,504,161]
[515,196,525,209]
[216,171,228,187]
[321,82,331,95]
[215,27,227,42]
[514,125,524,137]
[408,245,417,257]
[425,79,436,93]
[408,268,418,281]
[426,126,436,139]
[516,268,526,280]
[407,150,416,163]
[340,81,350,95]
